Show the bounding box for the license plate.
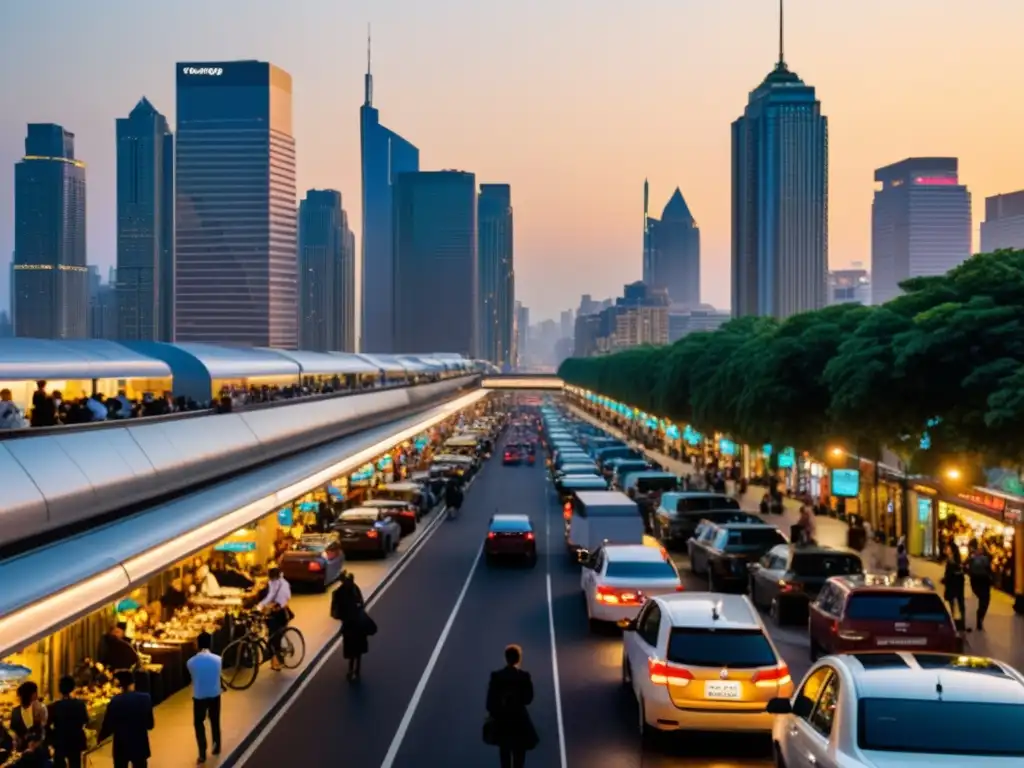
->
[704,681,741,700]
[877,637,927,646]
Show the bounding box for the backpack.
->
[968,552,991,578]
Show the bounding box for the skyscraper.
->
[361,32,419,352]
[646,188,701,306]
[516,302,529,367]
[477,183,515,367]
[981,190,1024,252]
[13,123,88,339]
[88,266,119,340]
[175,61,297,347]
[298,189,356,352]
[871,158,971,305]
[392,171,478,357]
[731,3,828,319]
[116,97,174,341]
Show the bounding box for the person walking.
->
[485,645,538,768]
[186,631,222,763]
[967,538,993,631]
[942,542,968,632]
[332,571,372,681]
[98,670,154,768]
[258,568,293,670]
[445,478,464,519]
[895,538,911,579]
[47,675,88,768]
[8,681,46,751]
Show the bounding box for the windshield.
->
[858,698,1024,756]
[678,496,740,513]
[667,629,777,668]
[293,540,328,553]
[605,561,676,579]
[845,592,950,622]
[637,476,678,493]
[792,552,862,577]
[725,528,787,549]
[490,518,532,533]
[340,514,378,525]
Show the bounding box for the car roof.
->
[381,482,420,491]
[831,573,935,592]
[779,544,861,557]
[604,544,668,562]
[656,593,761,630]
[364,499,409,507]
[834,653,1024,703]
[340,507,383,517]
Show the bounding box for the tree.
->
[652,332,715,426]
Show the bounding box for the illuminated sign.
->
[831,469,861,498]
[182,66,223,76]
[913,176,957,185]
[957,491,1005,513]
[215,541,257,553]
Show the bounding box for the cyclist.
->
[445,478,464,520]
[258,568,292,670]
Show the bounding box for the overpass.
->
[479,374,564,390]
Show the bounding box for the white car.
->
[769,651,1024,767]
[622,592,793,740]
[580,544,682,628]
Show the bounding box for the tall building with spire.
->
[645,187,701,306]
[360,28,419,352]
[731,0,828,319]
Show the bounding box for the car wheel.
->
[638,698,656,745]
[526,553,538,568]
[770,598,784,625]
[621,654,631,686]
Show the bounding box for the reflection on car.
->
[333,507,402,558]
[688,523,788,592]
[278,534,345,591]
[748,544,863,625]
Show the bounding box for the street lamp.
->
[829,446,844,459]
[945,467,962,482]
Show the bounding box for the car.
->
[653,492,745,546]
[485,514,537,566]
[361,499,418,536]
[623,592,794,739]
[808,574,960,660]
[688,523,789,592]
[373,481,432,519]
[278,534,345,590]
[769,652,1024,767]
[580,544,683,629]
[503,445,524,465]
[748,544,863,625]
[333,507,401,558]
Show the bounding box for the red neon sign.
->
[914,176,958,185]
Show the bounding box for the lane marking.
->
[379,543,485,768]
[546,574,569,768]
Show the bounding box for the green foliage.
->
[558,249,1024,464]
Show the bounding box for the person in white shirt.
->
[186,631,222,763]
[258,568,292,670]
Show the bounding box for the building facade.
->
[175,61,298,347]
[871,158,971,305]
[88,266,118,340]
[13,124,89,339]
[116,97,174,341]
[360,45,419,353]
[477,184,515,367]
[392,171,478,357]
[981,190,1024,252]
[731,56,828,319]
[828,267,871,305]
[515,302,529,368]
[298,190,355,352]
[668,306,730,342]
[646,187,701,306]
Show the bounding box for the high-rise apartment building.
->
[88,266,119,340]
[361,37,419,352]
[981,190,1024,252]
[13,123,89,339]
[392,171,478,357]
[516,302,529,367]
[645,187,701,306]
[175,61,297,347]
[477,184,515,367]
[828,267,871,305]
[731,17,828,319]
[116,97,174,341]
[871,158,971,305]
[298,190,356,352]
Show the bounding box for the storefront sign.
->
[778,447,796,469]
[719,439,737,456]
[913,484,937,495]
[831,468,860,498]
[215,541,257,553]
[957,491,1005,514]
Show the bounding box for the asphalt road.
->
[243,435,813,768]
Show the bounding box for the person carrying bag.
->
[484,645,538,768]
[331,572,376,682]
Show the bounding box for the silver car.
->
[768,651,1024,767]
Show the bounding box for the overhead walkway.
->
[479,374,564,390]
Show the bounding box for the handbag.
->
[482,715,500,746]
[360,610,378,636]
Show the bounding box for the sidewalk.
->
[568,404,1024,668]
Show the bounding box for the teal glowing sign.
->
[277,507,293,526]
[778,447,796,469]
[683,426,702,446]
[719,439,737,456]
[215,541,257,553]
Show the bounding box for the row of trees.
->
[558,249,1024,477]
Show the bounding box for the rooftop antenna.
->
[364,23,374,106]
[777,0,786,67]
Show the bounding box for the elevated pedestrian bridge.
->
[479,374,564,390]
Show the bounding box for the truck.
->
[567,490,647,562]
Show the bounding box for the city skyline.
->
[2,1,1024,321]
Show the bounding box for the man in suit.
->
[98,670,154,768]
[486,645,538,768]
[48,675,88,768]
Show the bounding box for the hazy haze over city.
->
[1,0,1022,320]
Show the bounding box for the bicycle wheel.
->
[276,627,306,670]
[221,638,260,690]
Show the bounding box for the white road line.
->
[546,573,569,768]
[379,544,484,768]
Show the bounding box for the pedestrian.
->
[258,567,293,670]
[336,572,374,681]
[759,493,770,515]
[8,681,46,751]
[47,675,88,768]
[941,542,968,632]
[895,539,910,579]
[966,538,993,631]
[98,670,154,768]
[484,644,538,768]
[186,631,222,763]
[797,506,816,545]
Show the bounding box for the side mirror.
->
[624,618,639,632]
[765,697,793,715]
[576,549,591,565]
[748,562,760,572]
[791,695,814,718]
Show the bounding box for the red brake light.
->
[366,530,379,539]
[563,502,572,520]
[648,658,693,686]
[308,560,324,572]
[524,532,535,541]
[401,510,415,517]
[675,584,684,592]
[752,664,791,687]
[596,585,643,606]
[487,531,497,539]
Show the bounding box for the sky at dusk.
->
[1,0,1023,323]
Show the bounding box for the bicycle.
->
[220,610,306,691]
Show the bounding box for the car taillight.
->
[779,581,803,593]
[487,532,497,539]
[838,629,868,641]
[563,502,572,520]
[648,658,693,687]
[675,584,685,592]
[308,560,324,572]
[401,510,415,517]
[524,532,535,541]
[752,664,791,687]
[366,530,379,539]
[596,585,643,606]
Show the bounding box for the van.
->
[622,471,680,498]
[567,490,646,561]
[653,491,745,547]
